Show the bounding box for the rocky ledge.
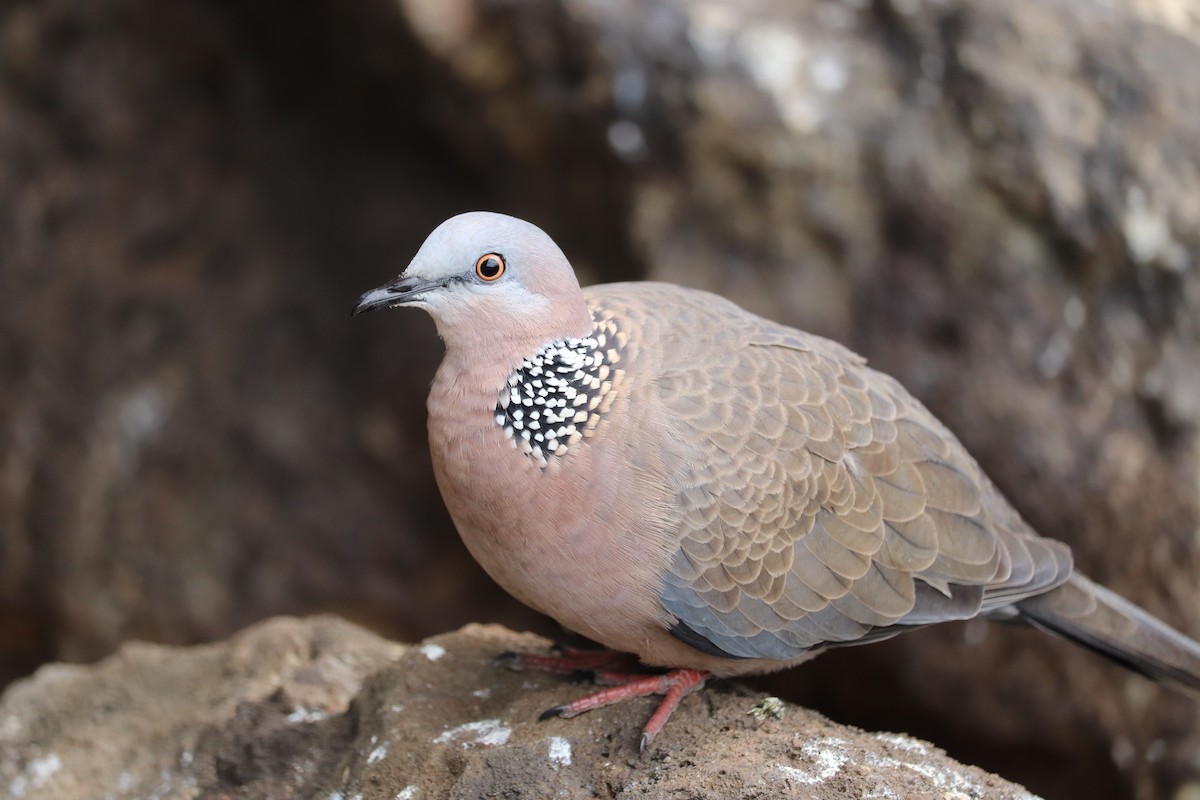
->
[0,616,1038,799]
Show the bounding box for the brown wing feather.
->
[594,283,1073,661]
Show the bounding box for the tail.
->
[1016,571,1200,696]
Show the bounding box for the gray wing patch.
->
[661,549,994,661]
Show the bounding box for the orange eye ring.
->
[474,253,506,281]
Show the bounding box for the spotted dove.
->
[354,212,1200,749]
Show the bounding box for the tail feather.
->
[1016,571,1200,697]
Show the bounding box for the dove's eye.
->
[475,253,506,281]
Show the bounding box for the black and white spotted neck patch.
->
[495,317,626,466]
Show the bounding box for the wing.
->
[631,285,1073,661]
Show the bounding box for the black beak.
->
[351,274,439,317]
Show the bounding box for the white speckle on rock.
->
[433,719,512,749]
[420,643,446,661]
[287,707,327,724]
[779,737,849,784]
[29,755,61,786]
[367,743,388,764]
[8,753,64,798]
[875,732,929,754]
[738,25,822,133]
[471,687,491,699]
[880,753,988,797]
[396,787,418,800]
[863,786,900,799]
[777,765,817,785]
[811,54,848,93]
[548,736,572,768]
[1124,185,1188,270]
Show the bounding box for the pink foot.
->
[538,668,709,752]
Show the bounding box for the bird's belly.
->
[430,424,674,656]
[445,471,649,642]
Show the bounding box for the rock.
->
[0,616,1041,800]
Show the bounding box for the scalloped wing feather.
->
[596,284,1075,661]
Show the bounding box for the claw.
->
[491,651,523,669]
[538,705,568,721]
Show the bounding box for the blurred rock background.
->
[1,0,1197,798]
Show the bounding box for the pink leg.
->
[538,668,709,752]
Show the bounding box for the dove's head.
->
[353,212,591,351]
